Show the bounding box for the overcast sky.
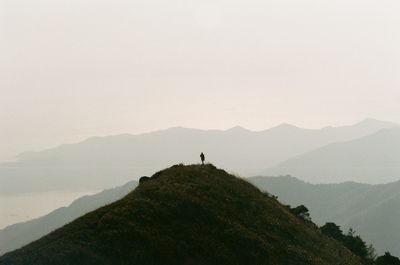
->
[1,0,400,162]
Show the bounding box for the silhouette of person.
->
[200,152,205,165]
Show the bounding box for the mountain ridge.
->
[264,127,400,183]
[1,119,397,194]
[9,118,398,162]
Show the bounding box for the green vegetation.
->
[376,252,400,265]
[250,175,400,256]
[320,222,400,265]
[0,164,363,265]
[321,223,375,263]
[289,205,312,221]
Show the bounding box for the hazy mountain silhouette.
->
[250,176,400,256]
[264,128,400,183]
[0,181,137,255]
[0,119,396,194]
[0,165,363,265]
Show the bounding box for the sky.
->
[1,0,400,162]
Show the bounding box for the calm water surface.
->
[0,190,98,229]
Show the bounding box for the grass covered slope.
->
[0,180,138,256]
[0,164,363,265]
[249,175,400,256]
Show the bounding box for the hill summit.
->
[0,164,363,265]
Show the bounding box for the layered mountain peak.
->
[353,118,398,129]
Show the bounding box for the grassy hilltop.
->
[0,164,363,265]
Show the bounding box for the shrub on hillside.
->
[376,252,400,265]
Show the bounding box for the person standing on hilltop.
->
[200,152,205,165]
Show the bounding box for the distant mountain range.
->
[250,176,400,256]
[1,118,397,194]
[264,128,400,183]
[0,181,137,256]
[0,165,363,265]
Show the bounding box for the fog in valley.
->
[1,0,400,262]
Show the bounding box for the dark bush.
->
[376,252,400,265]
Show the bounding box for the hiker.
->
[200,152,205,165]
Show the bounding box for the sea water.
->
[0,190,98,229]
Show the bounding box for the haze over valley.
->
[1,118,398,196]
[1,118,399,230]
[2,0,400,263]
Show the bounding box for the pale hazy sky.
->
[1,0,400,162]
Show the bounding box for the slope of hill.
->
[0,164,363,265]
[264,128,400,183]
[249,176,400,256]
[1,119,397,194]
[0,181,137,256]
